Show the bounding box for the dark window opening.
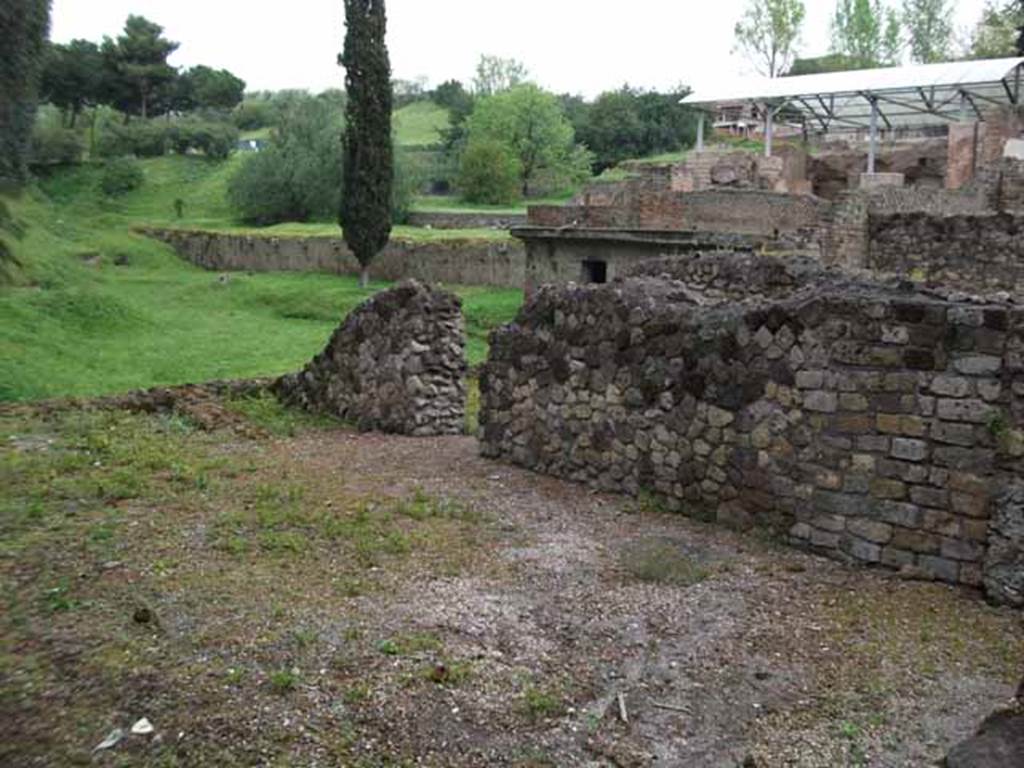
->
[582,259,607,284]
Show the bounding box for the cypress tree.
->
[340,0,393,289]
[0,0,52,188]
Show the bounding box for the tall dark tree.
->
[339,0,393,288]
[1017,0,1024,55]
[101,15,179,119]
[0,0,52,187]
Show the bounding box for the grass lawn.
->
[1,160,523,403]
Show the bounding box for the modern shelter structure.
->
[682,57,1024,172]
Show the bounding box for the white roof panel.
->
[682,58,1024,130]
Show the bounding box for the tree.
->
[176,65,246,112]
[734,0,806,78]
[831,0,902,65]
[901,0,953,62]
[40,40,104,128]
[472,54,528,96]
[101,15,179,119]
[432,79,474,120]
[969,1,1024,59]
[0,0,52,187]
[785,53,874,75]
[463,84,574,196]
[340,0,393,288]
[457,139,521,205]
[230,95,344,224]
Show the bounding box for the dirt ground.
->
[1,398,1022,767]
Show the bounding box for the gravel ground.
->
[2,411,1022,767]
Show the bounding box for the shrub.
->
[457,139,521,205]
[100,157,144,196]
[167,121,238,160]
[30,123,83,166]
[232,99,274,131]
[96,122,166,158]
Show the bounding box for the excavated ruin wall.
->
[141,228,525,288]
[274,280,466,436]
[479,254,1024,600]
[868,212,1024,292]
[527,189,828,239]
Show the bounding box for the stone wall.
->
[140,228,525,289]
[479,254,1024,601]
[274,281,466,436]
[868,212,1024,293]
[405,211,526,230]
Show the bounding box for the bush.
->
[96,122,166,158]
[167,121,238,160]
[227,150,299,224]
[30,124,83,166]
[232,98,273,131]
[100,157,144,196]
[457,140,521,205]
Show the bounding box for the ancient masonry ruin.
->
[479,253,1024,605]
[275,280,467,436]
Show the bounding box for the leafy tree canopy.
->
[472,54,529,96]
[830,0,902,66]
[40,39,104,127]
[734,0,806,78]
[464,83,574,196]
[100,15,179,119]
[901,0,953,63]
[969,1,1024,59]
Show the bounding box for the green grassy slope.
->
[393,101,449,148]
[1,157,523,402]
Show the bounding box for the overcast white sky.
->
[50,0,991,97]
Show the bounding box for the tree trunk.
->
[359,264,370,288]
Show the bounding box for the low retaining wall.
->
[405,211,526,230]
[140,228,526,288]
[479,253,1024,601]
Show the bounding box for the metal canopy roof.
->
[681,57,1024,131]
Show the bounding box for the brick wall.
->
[528,189,827,238]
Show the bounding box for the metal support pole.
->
[696,112,704,153]
[764,105,773,158]
[868,97,879,174]
[959,90,968,121]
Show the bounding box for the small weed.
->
[421,659,473,687]
[987,409,1010,439]
[269,668,300,694]
[377,632,441,657]
[343,683,372,704]
[42,579,79,612]
[521,684,566,721]
[628,488,669,515]
[225,667,245,685]
[292,628,318,649]
[377,639,400,656]
[621,538,709,587]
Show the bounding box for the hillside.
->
[392,100,450,148]
[0,157,522,402]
